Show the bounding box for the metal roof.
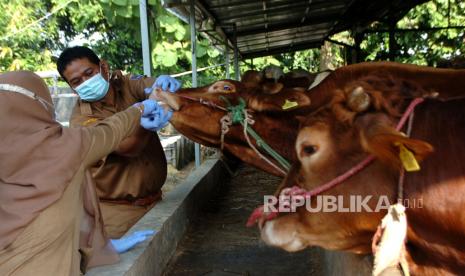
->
[164,0,428,59]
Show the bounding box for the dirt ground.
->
[163,164,323,276]
[162,162,197,194]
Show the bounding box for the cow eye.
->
[223,85,231,91]
[302,145,318,156]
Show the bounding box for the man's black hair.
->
[56,46,100,81]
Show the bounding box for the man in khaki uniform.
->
[57,46,180,238]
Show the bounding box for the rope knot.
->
[218,95,290,175]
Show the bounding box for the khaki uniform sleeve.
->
[127,75,156,101]
[82,107,141,167]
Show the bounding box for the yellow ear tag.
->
[282,99,299,110]
[398,143,420,172]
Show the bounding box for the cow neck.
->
[246,97,425,227]
[219,96,291,175]
[175,93,291,175]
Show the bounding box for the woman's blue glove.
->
[145,75,181,94]
[140,105,173,132]
[110,230,155,254]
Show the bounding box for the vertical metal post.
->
[190,0,201,168]
[225,39,230,79]
[351,31,363,64]
[388,19,397,62]
[139,0,152,76]
[233,24,240,80]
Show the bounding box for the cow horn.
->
[347,86,370,112]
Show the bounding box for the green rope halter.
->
[219,96,291,172]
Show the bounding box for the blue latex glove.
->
[134,99,159,116]
[145,75,181,93]
[110,230,155,254]
[140,105,173,132]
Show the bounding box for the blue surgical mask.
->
[75,68,110,102]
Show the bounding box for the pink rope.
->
[247,98,425,227]
[395,98,423,131]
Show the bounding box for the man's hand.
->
[144,75,181,94]
[140,105,173,132]
[138,99,159,116]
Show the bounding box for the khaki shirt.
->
[70,71,167,202]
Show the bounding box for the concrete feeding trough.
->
[87,158,229,276]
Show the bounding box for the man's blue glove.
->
[145,75,181,94]
[140,105,173,132]
[110,230,155,254]
[135,99,159,116]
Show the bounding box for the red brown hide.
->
[258,67,465,275]
[156,62,465,180]
[153,79,312,177]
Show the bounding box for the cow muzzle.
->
[149,88,181,111]
[260,218,307,252]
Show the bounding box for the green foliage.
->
[361,0,465,66]
[0,0,59,71]
[1,0,464,84]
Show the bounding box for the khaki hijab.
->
[0,71,89,249]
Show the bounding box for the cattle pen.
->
[68,0,463,275]
[86,158,373,276]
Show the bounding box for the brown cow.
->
[241,68,322,93]
[255,68,465,275]
[152,79,312,176]
[241,69,284,94]
[154,62,465,181]
[281,69,317,89]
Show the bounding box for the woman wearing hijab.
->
[0,71,163,275]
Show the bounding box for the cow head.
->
[150,80,244,147]
[259,76,434,253]
[151,79,312,175]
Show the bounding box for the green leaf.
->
[164,24,176,33]
[196,44,207,58]
[184,50,192,63]
[115,5,132,18]
[172,41,182,49]
[112,0,127,6]
[207,48,220,58]
[160,50,178,67]
[174,25,186,40]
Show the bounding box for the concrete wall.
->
[320,249,373,276]
[87,158,228,276]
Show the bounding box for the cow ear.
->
[356,113,433,169]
